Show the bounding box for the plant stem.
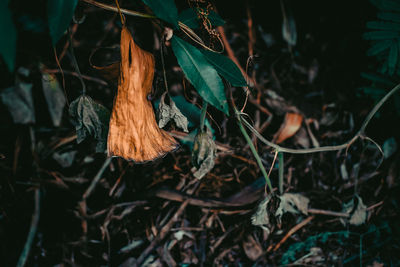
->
[81,0,156,18]
[17,189,40,267]
[68,29,86,95]
[236,111,273,193]
[200,102,208,132]
[278,152,284,194]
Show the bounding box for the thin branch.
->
[81,0,156,18]
[83,157,112,199]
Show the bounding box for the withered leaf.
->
[41,70,66,127]
[273,112,303,144]
[69,95,110,152]
[275,193,310,224]
[107,26,177,162]
[340,195,367,226]
[158,92,189,132]
[191,129,216,179]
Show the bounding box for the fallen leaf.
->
[243,235,263,261]
[340,195,367,226]
[158,92,189,132]
[41,70,66,127]
[191,128,216,179]
[273,113,303,144]
[69,95,110,152]
[275,193,310,224]
[251,194,272,234]
[107,26,177,162]
[0,67,35,124]
[52,150,77,168]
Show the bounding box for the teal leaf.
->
[0,0,17,72]
[366,40,391,56]
[201,49,247,86]
[363,31,399,40]
[47,0,78,45]
[141,0,178,28]
[388,40,398,75]
[171,36,229,114]
[366,21,400,31]
[378,12,400,23]
[360,72,396,86]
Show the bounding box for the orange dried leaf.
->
[107,27,177,162]
[273,113,303,144]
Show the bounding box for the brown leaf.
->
[90,46,120,83]
[107,27,178,162]
[273,112,303,144]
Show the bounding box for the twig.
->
[307,208,349,218]
[81,0,155,18]
[278,152,284,194]
[200,102,208,132]
[83,157,112,199]
[44,69,108,86]
[17,189,41,267]
[270,216,314,252]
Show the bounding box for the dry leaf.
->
[340,195,367,226]
[107,26,177,162]
[275,193,310,224]
[242,235,263,261]
[158,92,189,132]
[251,195,272,234]
[191,129,216,179]
[273,112,303,144]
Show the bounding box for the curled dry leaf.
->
[273,112,303,144]
[251,194,272,234]
[69,95,110,152]
[191,129,216,179]
[158,92,189,132]
[276,193,310,224]
[340,195,367,226]
[107,26,177,162]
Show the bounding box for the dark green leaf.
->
[178,8,225,29]
[382,0,400,11]
[378,12,400,23]
[360,72,396,86]
[208,10,225,26]
[201,49,247,86]
[141,0,178,28]
[47,0,78,45]
[191,129,216,179]
[388,40,398,75]
[366,21,400,31]
[69,95,110,152]
[367,40,391,56]
[363,31,399,40]
[41,71,66,127]
[0,0,17,72]
[171,36,228,114]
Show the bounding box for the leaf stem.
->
[81,0,156,18]
[200,102,208,132]
[278,152,284,194]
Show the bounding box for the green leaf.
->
[367,40,391,56]
[0,0,17,72]
[178,8,225,29]
[360,72,396,86]
[378,12,400,23]
[388,40,398,75]
[141,0,178,28]
[366,21,400,31]
[69,95,110,152]
[171,36,229,114]
[201,49,247,86]
[47,0,78,45]
[363,31,399,40]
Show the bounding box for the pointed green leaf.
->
[366,21,400,31]
[367,40,391,56]
[388,40,398,75]
[0,0,17,72]
[171,36,228,114]
[378,12,400,23]
[141,0,178,28]
[201,49,247,86]
[360,72,396,86]
[363,31,399,40]
[382,0,400,11]
[47,0,78,45]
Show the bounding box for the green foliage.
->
[47,0,78,45]
[178,8,225,29]
[201,49,247,87]
[364,0,400,75]
[69,95,110,153]
[171,36,229,114]
[0,0,17,72]
[141,0,178,28]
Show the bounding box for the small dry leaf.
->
[275,193,310,224]
[158,92,189,132]
[242,235,263,261]
[251,195,272,234]
[107,26,177,162]
[191,129,216,179]
[340,195,367,226]
[273,112,303,144]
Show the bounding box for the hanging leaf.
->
[0,0,17,72]
[171,36,228,114]
[273,113,303,144]
[69,95,110,152]
[47,0,78,45]
[107,26,177,162]
[201,49,247,87]
[41,70,66,127]
[191,129,216,179]
[158,92,189,132]
[141,0,178,28]
[0,68,35,124]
